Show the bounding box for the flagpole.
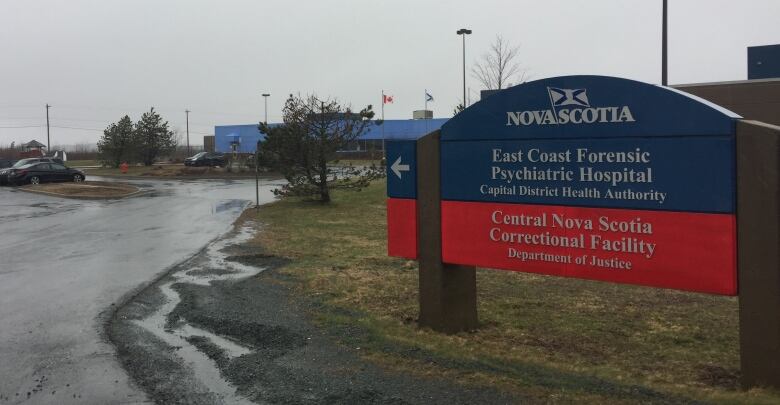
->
[424,89,429,134]
[381,90,385,157]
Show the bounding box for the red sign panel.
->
[441,200,737,295]
[387,198,417,259]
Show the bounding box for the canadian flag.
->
[383,95,394,104]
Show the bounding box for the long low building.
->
[213,118,448,154]
[674,78,780,127]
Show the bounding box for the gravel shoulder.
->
[108,217,518,404]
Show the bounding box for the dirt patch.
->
[167,266,520,404]
[696,364,740,390]
[185,336,231,369]
[112,323,219,405]
[21,181,141,199]
[108,219,520,404]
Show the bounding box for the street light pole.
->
[185,109,191,156]
[662,0,668,86]
[45,104,51,153]
[255,140,261,209]
[257,93,270,209]
[456,28,472,109]
[262,93,270,124]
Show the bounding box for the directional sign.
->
[386,141,417,199]
[390,156,411,179]
[386,140,418,259]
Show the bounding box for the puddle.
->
[214,199,248,214]
[133,224,264,404]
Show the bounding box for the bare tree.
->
[453,103,465,116]
[471,35,528,90]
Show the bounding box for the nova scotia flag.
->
[547,87,590,108]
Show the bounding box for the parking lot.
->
[0,177,278,403]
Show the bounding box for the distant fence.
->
[336,150,385,160]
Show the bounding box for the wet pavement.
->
[0,177,279,404]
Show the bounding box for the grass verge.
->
[21,181,140,199]
[83,164,263,178]
[65,159,100,167]
[251,180,779,404]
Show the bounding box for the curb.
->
[17,185,150,200]
[86,174,275,181]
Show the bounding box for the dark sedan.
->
[0,157,65,183]
[184,152,226,167]
[5,162,85,186]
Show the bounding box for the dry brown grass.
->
[23,181,139,198]
[249,180,780,404]
[84,164,261,178]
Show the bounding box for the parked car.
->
[11,157,63,167]
[0,159,15,169]
[5,162,85,186]
[184,152,226,167]
[1,158,66,185]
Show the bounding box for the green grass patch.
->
[65,159,100,167]
[82,163,185,177]
[83,164,265,178]
[251,180,780,404]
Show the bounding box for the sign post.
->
[736,120,780,389]
[416,132,477,333]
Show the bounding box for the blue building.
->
[214,118,449,153]
[214,124,268,154]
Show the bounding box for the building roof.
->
[359,118,449,140]
[22,140,46,148]
[673,77,780,88]
[214,118,449,153]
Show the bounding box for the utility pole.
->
[662,0,668,86]
[185,109,191,156]
[45,104,51,153]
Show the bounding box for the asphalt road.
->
[0,177,279,404]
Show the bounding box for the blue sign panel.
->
[441,75,739,141]
[386,140,417,199]
[440,136,735,213]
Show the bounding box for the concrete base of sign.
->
[416,131,478,333]
[737,120,780,390]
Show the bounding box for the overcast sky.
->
[1,0,779,147]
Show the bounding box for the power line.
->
[1,124,213,134]
[0,116,44,120]
[51,117,112,124]
[0,104,42,109]
[50,125,104,132]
